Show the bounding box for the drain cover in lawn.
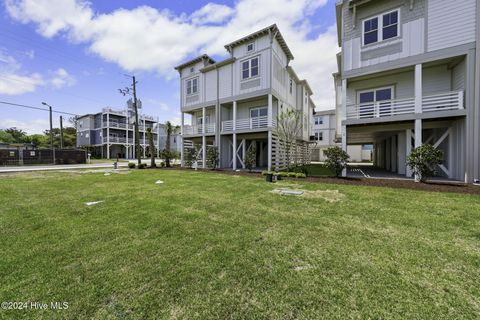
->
[271,188,304,196]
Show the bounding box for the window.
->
[85,133,89,138]
[314,132,323,141]
[250,107,267,118]
[186,77,198,95]
[289,79,293,94]
[314,116,323,125]
[247,42,254,52]
[358,86,393,117]
[241,57,259,80]
[362,9,399,45]
[30,151,35,156]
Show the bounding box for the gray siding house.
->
[335,0,480,182]
[76,107,161,159]
[175,24,315,170]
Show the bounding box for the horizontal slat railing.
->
[183,124,216,135]
[221,116,270,132]
[346,91,463,120]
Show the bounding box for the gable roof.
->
[174,54,216,71]
[224,24,294,61]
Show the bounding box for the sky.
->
[0,0,339,134]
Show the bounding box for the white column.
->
[157,118,160,158]
[202,135,207,169]
[414,119,422,181]
[341,124,347,177]
[341,79,347,121]
[202,107,206,134]
[414,64,422,114]
[232,101,237,131]
[242,138,246,169]
[126,113,129,159]
[232,134,237,170]
[267,131,272,171]
[267,94,273,127]
[106,112,110,159]
[180,112,184,167]
[405,129,413,177]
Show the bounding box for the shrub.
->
[206,146,219,169]
[245,144,256,172]
[184,148,197,167]
[137,163,146,169]
[160,161,165,168]
[324,146,350,177]
[128,162,135,169]
[407,144,443,182]
[261,171,271,176]
[295,173,306,178]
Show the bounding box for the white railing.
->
[183,123,216,135]
[422,91,464,113]
[346,91,463,120]
[103,136,158,145]
[221,116,271,132]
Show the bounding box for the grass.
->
[306,163,335,176]
[1,170,479,319]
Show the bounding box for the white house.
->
[175,25,315,170]
[335,0,480,182]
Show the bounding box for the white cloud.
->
[0,72,43,95]
[50,68,76,89]
[0,118,53,134]
[190,3,234,25]
[5,0,338,106]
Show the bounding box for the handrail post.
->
[458,91,464,109]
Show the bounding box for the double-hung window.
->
[314,132,323,141]
[314,116,323,125]
[363,9,399,46]
[242,57,259,80]
[186,77,198,95]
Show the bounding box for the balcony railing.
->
[222,116,275,132]
[102,122,156,131]
[102,136,158,145]
[346,91,464,120]
[183,123,216,135]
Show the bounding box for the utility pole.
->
[59,116,64,149]
[42,102,55,164]
[119,75,141,166]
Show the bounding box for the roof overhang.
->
[224,24,294,61]
[336,1,343,47]
[174,54,216,71]
[200,57,236,72]
[299,80,313,96]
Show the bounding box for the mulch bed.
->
[158,167,480,196]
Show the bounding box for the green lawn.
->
[1,170,479,319]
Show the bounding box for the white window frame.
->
[314,131,323,141]
[362,9,400,46]
[314,116,323,125]
[249,106,268,118]
[289,79,293,94]
[246,42,255,53]
[356,86,395,104]
[241,56,260,80]
[186,77,199,96]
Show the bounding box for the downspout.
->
[474,0,480,181]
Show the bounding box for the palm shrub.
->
[406,144,443,182]
[206,146,219,169]
[244,144,256,172]
[324,146,350,177]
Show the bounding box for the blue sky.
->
[0,0,338,134]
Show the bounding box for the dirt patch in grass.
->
[303,189,345,202]
[166,168,479,195]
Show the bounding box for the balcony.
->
[103,137,158,145]
[346,91,464,120]
[221,116,276,132]
[183,123,216,135]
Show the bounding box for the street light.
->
[42,102,55,164]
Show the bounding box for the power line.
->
[0,100,78,116]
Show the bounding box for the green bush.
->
[128,162,135,169]
[184,148,197,167]
[206,146,219,169]
[324,146,350,177]
[137,163,146,169]
[245,144,256,172]
[160,161,165,168]
[407,144,443,182]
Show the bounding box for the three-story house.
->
[335,0,479,182]
[175,24,315,171]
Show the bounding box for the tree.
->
[274,109,303,169]
[206,146,219,169]
[0,130,15,143]
[324,146,350,177]
[25,134,49,148]
[244,143,256,172]
[184,147,197,167]
[147,128,156,168]
[4,127,27,142]
[407,144,443,182]
[163,121,180,167]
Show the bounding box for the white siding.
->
[219,64,232,99]
[427,0,477,52]
[422,65,451,95]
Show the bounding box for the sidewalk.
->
[0,162,128,173]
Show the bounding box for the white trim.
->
[185,76,199,95]
[240,55,260,81]
[361,8,401,47]
[356,85,395,104]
